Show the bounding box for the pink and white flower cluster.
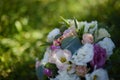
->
[36,19,115,80]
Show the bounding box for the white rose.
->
[47,28,60,42]
[95,28,110,41]
[72,43,94,65]
[97,37,115,58]
[85,68,109,80]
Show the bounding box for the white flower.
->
[95,28,110,41]
[89,21,98,33]
[78,21,97,34]
[78,21,87,30]
[97,37,115,58]
[55,70,80,80]
[50,49,72,71]
[85,68,109,80]
[67,19,79,28]
[84,21,98,34]
[47,28,60,42]
[41,47,52,65]
[67,19,75,27]
[72,43,94,65]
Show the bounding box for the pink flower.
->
[63,27,77,39]
[43,68,52,77]
[90,44,107,69]
[50,40,61,50]
[82,33,94,44]
[75,65,89,77]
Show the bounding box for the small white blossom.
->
[72,43,94,65]
[95,28,110,41]
[78,21,87,30]
[78,21,97,34]
[47,28,60,42]
[67,19,75,27]
[84,21,98,34]
[97,37,115,58]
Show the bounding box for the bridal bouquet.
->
[36,18,115,80]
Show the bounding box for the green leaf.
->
[40,42,51,46]
[60,16,70,27]
[74,18,78,29]
[77,25,85,39]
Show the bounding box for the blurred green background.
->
[0,0,120,80]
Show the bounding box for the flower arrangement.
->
[36,17,115,80]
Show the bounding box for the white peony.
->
[72,43,94,65]
[47,28,60,42]
[95,28,110,41]
[97,37,115,58]
[54,70,80,80]
[85,68,109,80]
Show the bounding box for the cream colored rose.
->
[82,33,94,44]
